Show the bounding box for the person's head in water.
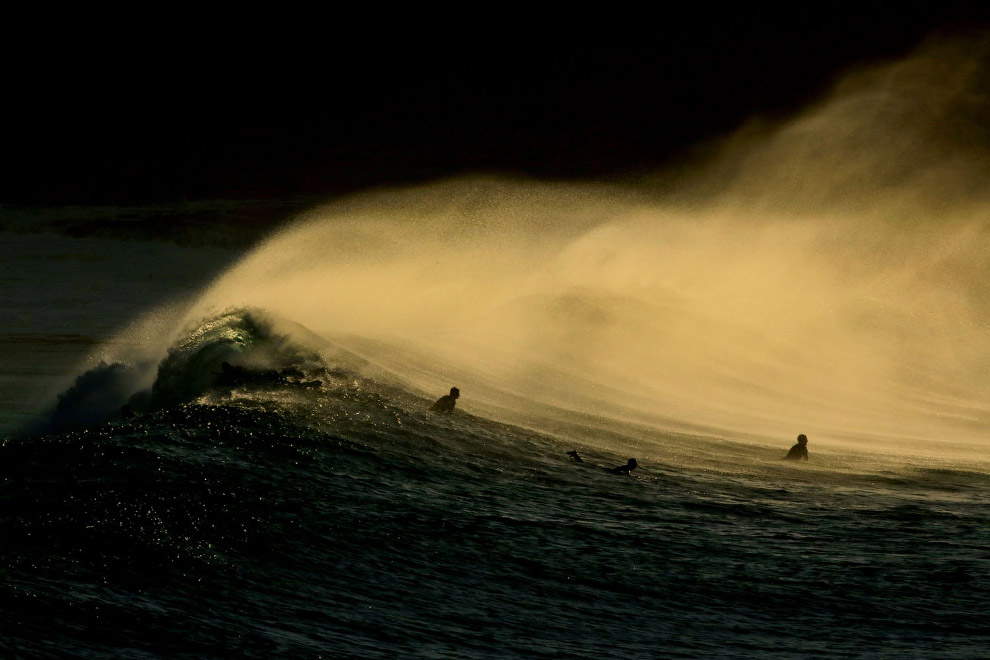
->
[450,387,460,399]
[797,433,808,445]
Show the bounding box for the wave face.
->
[5,35,990,659]
[3,309,989,658]
[26,308,327,435]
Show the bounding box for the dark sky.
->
[4,5,988,205]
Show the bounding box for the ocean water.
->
[4,38,990,659]
[1,299,988,659]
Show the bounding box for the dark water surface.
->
[2,206,989,659]
[2,357,988,659]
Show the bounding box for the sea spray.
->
[35,36,990,461]
[175,38,990,459]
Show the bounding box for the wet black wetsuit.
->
[429,395,457,414]
[611,459,638,475]
[784,443,809,461]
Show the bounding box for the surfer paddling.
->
[783,434,809,461]
[429,387,460,414]
[565,451,638,475]
[611,458,638,475]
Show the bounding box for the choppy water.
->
[2,305,988,659]
[5,36,990,658]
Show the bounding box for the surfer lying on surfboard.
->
[567,451,638,475]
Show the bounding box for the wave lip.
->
[25,307,336,436]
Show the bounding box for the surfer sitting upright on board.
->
[783,434,809,461]
[429,387,460,414]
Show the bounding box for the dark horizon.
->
[4,6,989,206]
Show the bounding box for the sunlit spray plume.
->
[183,36,990,459]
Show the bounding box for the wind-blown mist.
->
[182,37,990,458]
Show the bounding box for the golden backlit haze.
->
[178,36,990,463]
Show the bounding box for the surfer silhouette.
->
[611,458,638,475]
[429,387,460,414]
[567,451,637,474]
[783,434,809,461]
